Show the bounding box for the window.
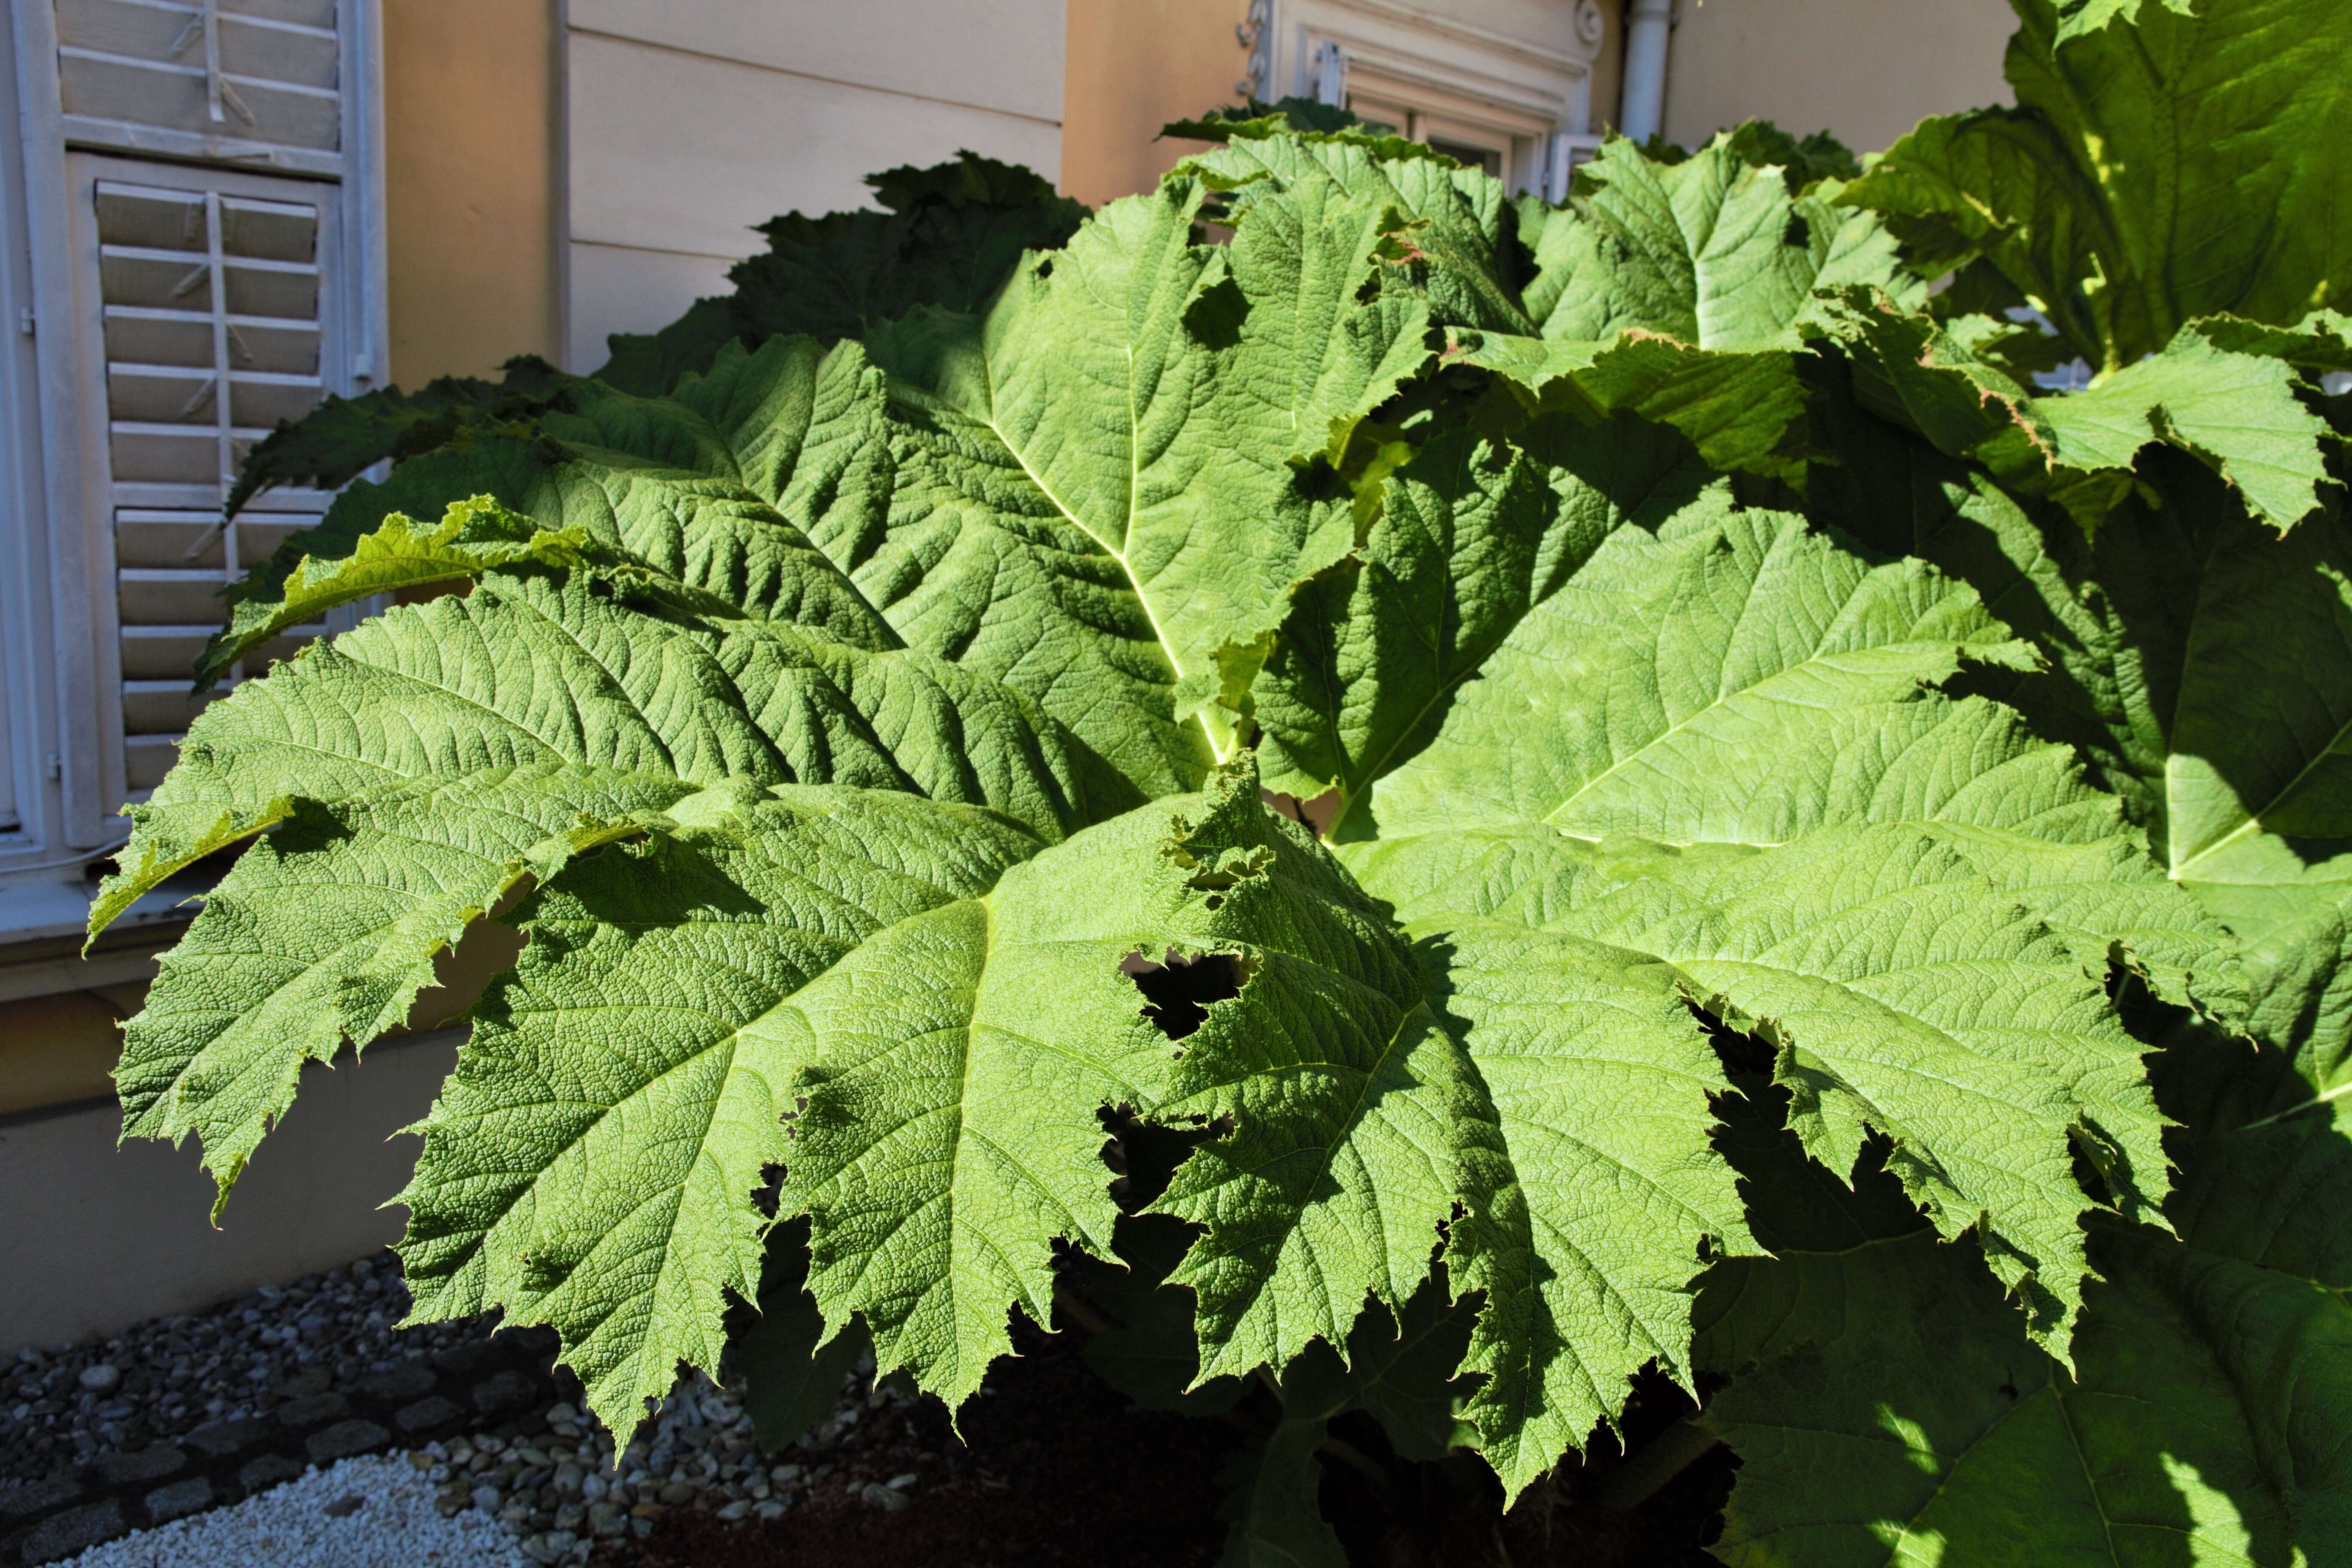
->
[1243,0,1609,199]
[3,0,385,897]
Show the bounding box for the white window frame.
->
[1247,0,1608,199]
[1,0,386,900]
[0,12,52,858]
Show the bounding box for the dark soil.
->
[1312,1372,1733,1568]
[622,1325,1233,1568]
[616,1324,1730,1568]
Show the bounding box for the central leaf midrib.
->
[967,347,1216,760]
[1537,638,1928,829]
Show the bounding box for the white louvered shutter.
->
[18,0,383,826]
[70,156,358,797]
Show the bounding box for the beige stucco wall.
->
[382,0,564,385]
[1062,0,1255,208]
[1661,0,2015,156]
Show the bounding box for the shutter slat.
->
[52,0,343,163]
[122,680,224,736]
[58,51,214,138]
[115,511,225,569]
[219,19,337,90]
[227,373,322,426]
[120,628,219,681]
[220,197,316,262]
[54,0,203,64]
[222,261,318,319]
[97,251,212,310]
[93,184,206,250]
[223,317,319,374]
[105,364,218,423]
[124,735,180,792]
[221,0,336,28]
[102,310,214,368]
[107,426,218,484]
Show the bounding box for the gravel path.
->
[1,1254,567,1565]
[1,1250,901,1566]
[59,1454,523,1568]
[3,1253,491,1476]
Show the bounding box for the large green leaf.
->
[1344,511,2226,1360]
[1181,129,1531,343]
[737,1222,870,1450]
[98,569,1109,1201]
[1086,765,1743,1500]
[1459,329,1820,485]
[1793,359,2349,1100]
[884,162,1432,754]
[706,757,1724,1441]
[112,762,690,1210]
[398,785,1051,1437]
[228,151,1077,520]
[208,345,1213,798]
[217,139,1468,778]
[1076,1212,1246,1417]
[1211,1276,1479,1568]
[1250,429,1579,818]
[759,334,1218,801]
[205,395,908,685]
[706,753,1746,1496]
[199,496,748,685]
[1128,778,1472,1388]
[1217,1418,1347,1568]
[1365,508,2239,1017]
[1709,1223,2352,1567]
[101,104,2336,1542]
[1252,414,1725,823]
[1843,0,2352,370]
[223,355,571,520]
[1418,911,1749,1494]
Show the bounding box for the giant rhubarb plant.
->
[96,0,2349,1560]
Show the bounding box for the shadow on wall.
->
[0,1030,461,1355]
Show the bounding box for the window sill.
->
[0,876,196,1002]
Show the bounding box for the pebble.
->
[860,1480,911,1512]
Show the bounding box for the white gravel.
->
[61,1454,527,1568]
